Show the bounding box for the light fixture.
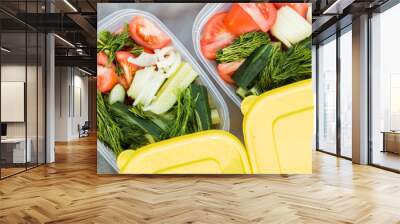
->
[63,0,78,12]
[54,34,75,48]
[1,47,11,53]
[78,67,93,76]
[322,0,354,15]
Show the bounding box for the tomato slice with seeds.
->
[129,16,171,50]
[97,65,118,93]
[224,4,260,36]
[274,3,309,18]
[200,12,235,60]
[217,60,244,85]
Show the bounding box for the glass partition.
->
[0,1,46,179]
[317,36,337,154]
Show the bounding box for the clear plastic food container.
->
[97,9,230,173]
[193,3,242,107]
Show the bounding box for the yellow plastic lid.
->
[241,79,314,174]
[117,130,251,174]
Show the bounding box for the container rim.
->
[192,3,242,108]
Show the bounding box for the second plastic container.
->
[193,3,242,107]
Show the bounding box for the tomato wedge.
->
[254,3,277,31]
[129,16,171,50]
[217,60,244,84]
[97,51,109,66]
[274,3,309,18]
[97,65,118,93]
[116,51,140,87]
[200,12,235,60]
[224,4,260,36]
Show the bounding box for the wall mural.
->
[97,3,313,174]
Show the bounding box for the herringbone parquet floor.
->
[1,135,400,224]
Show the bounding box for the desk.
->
[381,131,400,154]
[1,138,31,163]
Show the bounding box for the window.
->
[370,2,400,171]
[339,28,352,158]
[317,36,337,154]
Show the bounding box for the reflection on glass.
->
[340,29,352,158]
[1,31,27,177]
[318,37,337,154]
[371,3,400,171]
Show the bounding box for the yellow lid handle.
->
[240,95,258,115]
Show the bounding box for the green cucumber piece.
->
[190,83,212,130]
[109,84,125,105]
[145,62,198,114]
[232,44,272,88]
[211,109,220,125]
[109,102,164,141]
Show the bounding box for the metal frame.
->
[315,22,353,161]
[0,0,47,180]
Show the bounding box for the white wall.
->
[54,67,89,141]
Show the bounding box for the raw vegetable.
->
[274,3,309,18]
[224,4,260,36]
[217,60,244,84]
[97,24,143,63]
[307,6,312,23]
[97,51,109,66]
[200,12,235,60]
[216,31,270,63]
[129,66,166,107]
[128,52,158,67]
[129,16,171,50]
[211,109,220,125]
[232,44,273,89]
[257,38,311,93]
[97,65,118,93]
[116,51,140,86]
[109,102,164,142]
[270,6,312,48]
[109,84,126,105]
[97,91,123,155]
[144,62,198,114]
[242,3,277,32]
[190,83,212,131]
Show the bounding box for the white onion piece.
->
[271,6,311,48]
[307,6,312,23]
[164,52,181,78]
[128,52,158,67]
[128,66,153,100]
[157,51,176,68]
[132,66,166,106]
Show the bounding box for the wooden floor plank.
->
[0,135,400,224]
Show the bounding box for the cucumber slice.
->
[109,84,125,105]
[144,62,198,114]
[211,109,220,125]
[190,83,211,130]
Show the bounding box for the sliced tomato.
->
[200,12,235,60]
[217,60,244,77]
[116,51,140,86]
[117,75,129,90]
[224,4,260,36]
[97,51,109,66]
[97,65,118,93]
[254,3,277,32]
[274,3,309,18]
[129,16,171,50]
